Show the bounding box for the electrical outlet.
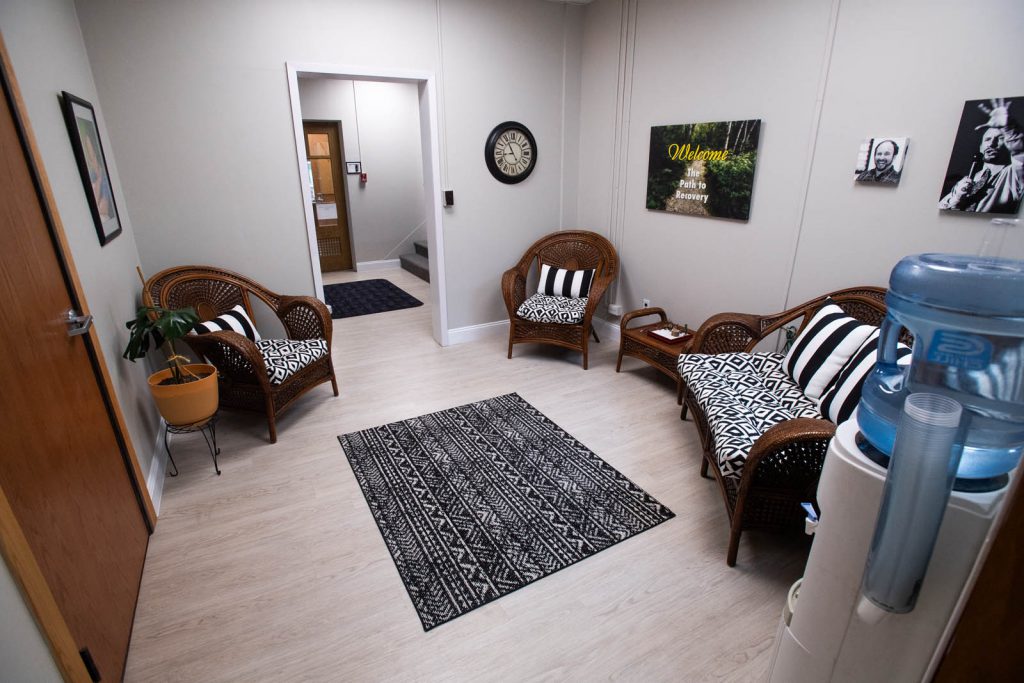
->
[642,298,650,308]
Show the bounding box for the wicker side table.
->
[616,307,694,406]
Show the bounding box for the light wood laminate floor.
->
[125,267,808,682]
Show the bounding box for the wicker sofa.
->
[677,287,891,566]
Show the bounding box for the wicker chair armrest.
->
[502,267,528,317]
[738,417,837,496]
[277,295,332,343]
[620,306,667,331]
[182,330,270,390]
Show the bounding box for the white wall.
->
[0,0,160,478]
[298,78,427,264]
[74,0,585,330]
[0,560,62,682]
[577,0,1024,330]
[788,0,1024,303]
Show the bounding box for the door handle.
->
[65,309,93,337]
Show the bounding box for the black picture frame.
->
[59,91,122,246]
[485,121,537,184]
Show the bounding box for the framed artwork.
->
[646,119,761,221]
[855,137,908,185]
[60,91,122,245]
[938,96,1023,215]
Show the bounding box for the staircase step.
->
[414,240,428,258]
[400,252,429,282]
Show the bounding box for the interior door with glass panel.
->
[303,121,352,271]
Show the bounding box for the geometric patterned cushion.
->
[678,352,819,480]
[255,338,328,385]
[515,293,588,324]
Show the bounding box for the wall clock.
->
[485,121,537,184]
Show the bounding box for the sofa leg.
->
[700,455,710,479]
[330,374,339,397]
[507,333,514,359]
[591,327,600,343]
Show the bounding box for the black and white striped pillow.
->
[783,302,875,400]
[538,263,595,299]
[190,304,262,341]
[818,330,912,424]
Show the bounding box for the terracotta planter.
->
[148,363,219,426]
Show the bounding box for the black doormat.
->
[323,279,423,319]
[338,393,675,631]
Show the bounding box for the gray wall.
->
[298,78,427,265]
[0,560,62,682]
[576,0,1024,330]
[0,0,159,478]
[74,0,586,329]
[789,0,1024,302]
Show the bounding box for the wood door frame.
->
[303,119,354,271]
[286,62,450,346]
[1,33,154,680]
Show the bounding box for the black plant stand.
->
[165,412,221,476]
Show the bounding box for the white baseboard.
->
[356,259,401,271]
[447,320,509,345]
[145,419,167,516]
[592,316,621,344]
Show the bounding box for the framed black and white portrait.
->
[855,137,907,185]
[938,96,1023,215]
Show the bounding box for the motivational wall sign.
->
[646,119,762,220]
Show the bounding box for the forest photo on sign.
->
[646,119,761,221]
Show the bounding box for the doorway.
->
[303,121,353,271]
[286,64,449,346]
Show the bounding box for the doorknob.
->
[65,308,94,337]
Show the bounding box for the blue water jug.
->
[858,253,1024,486]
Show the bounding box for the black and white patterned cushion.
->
[538,264,595,298]
[256,338,328,385]
[818,330,913,424]
[678,352,819,480]
[191,304,262,341]
[516,293,588,324]
[783,302,874,400]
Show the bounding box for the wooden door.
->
[303,121,353,271]
[0,46,149,682]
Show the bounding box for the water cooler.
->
[767,417,1006,682]
[769,252,1024,682]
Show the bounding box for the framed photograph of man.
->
[855,137,907,185]
[938,96,1023,215]
[60,91,122,245]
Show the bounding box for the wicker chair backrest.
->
[527,230,618,279]
[145,266,280,322]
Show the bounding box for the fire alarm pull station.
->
[360,172,367,184]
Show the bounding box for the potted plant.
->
[124,305,219,426]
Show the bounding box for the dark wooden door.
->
[303,121,353,271]
[0,51,149,682]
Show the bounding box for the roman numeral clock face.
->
[485,121,537,184]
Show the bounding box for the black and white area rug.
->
[323,279,423,319]
[338,393,675,630]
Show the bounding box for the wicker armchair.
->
[681,287,890,565]
[144,266,338,443]
[501,230,619,369]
